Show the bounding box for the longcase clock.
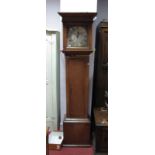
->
[59,12,97,146]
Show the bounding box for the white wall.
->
[46,0,66,128]
[94,0,108,28]
[46,0,60,30]
[60,0,97,12]
[46,0,61,130]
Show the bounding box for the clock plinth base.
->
[63,117,91,146]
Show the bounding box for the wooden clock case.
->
[59,12,97,146]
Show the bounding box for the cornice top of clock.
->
[58,12,97,22]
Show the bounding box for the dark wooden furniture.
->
[46,128,49,155]
[94,108,108,152]
[59,12,97,146]
[92,20,108,108]
[91,21,108,152]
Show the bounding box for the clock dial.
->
[67,26,88,48]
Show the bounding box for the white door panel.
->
[46,31,60,131]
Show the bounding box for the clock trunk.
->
[66,55,89,118]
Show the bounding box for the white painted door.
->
[46,31,60,131]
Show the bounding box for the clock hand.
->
[77,32,79,38]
